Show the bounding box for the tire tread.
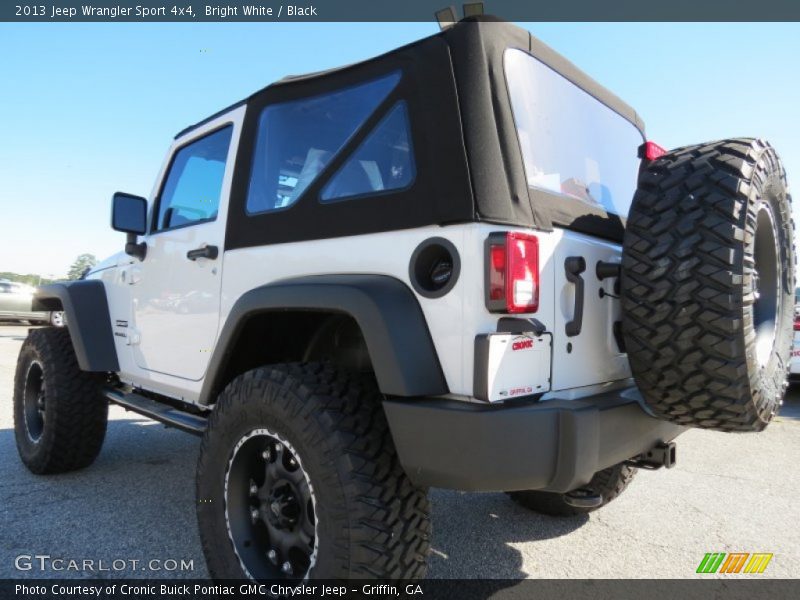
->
[13,328,107,473]
[197,362,430,580]
[621,138,794,432]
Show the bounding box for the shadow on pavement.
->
[0,415,205,578]
[427,488,588,580]
[1,409,589,580]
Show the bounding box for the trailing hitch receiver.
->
[626,441,677,470]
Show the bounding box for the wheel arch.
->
[199,275,448,405]
[32,280,119,372]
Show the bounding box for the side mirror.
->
[111,192,148,260]
[112,192,147,234]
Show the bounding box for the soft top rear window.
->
[246,71,401,215]
[504,48,644,220]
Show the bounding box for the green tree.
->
[66,254,98,280]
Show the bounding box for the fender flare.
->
[33,280,119,372]
[199,274,448,405]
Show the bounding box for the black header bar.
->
[4,0,800,22]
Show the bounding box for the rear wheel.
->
[13,328,107,473]
[622,139,795,431]
[196,363,431,580]
[507,463,636,517]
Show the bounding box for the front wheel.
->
[196,363,431,580]
[13,328,107,473]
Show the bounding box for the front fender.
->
[33,280,119,372]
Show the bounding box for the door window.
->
[154,126,233,231]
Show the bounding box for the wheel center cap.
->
[264,482,299,530]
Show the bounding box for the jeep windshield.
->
[504,48,644,222]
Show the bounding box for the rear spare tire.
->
[622,138,794,432]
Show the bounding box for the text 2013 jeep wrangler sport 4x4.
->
[14,16,794,580]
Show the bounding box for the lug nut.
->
[267,549,278,564]
[281,561,293,575]
[250,509,259,522]
[249,483,258,495]
[262,448,272,461]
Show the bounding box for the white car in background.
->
[0,280,64,326]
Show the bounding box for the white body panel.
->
[95,107,245,400]
[550,229,630,390]
[219,223,558,400]
[97,215,629,403]
[130,220,223,380]
[91,110,628,405]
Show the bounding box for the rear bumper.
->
[383,386,686,493]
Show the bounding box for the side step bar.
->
[104,388,208,436]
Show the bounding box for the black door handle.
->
[565,256,586,337]
[186,245,219,261]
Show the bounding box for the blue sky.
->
[1,22,798,276]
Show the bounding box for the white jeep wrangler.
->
[14,17,794,580]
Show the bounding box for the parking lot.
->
[1,323,798,579]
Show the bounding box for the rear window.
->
[504,48,643,219]
[320,101,415,203]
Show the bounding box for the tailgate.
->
[550,228,630,390]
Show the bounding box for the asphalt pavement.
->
[1,323,798,579]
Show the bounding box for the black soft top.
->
[177,17,643,139]
[179,18,645,250]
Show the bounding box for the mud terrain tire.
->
[196,363,431,580]
[13,328,107,473]
[622,139,794,432]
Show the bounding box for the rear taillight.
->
[486,232,539,313]
[794,317,800,331]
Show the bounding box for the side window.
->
[320,102,415,202]
[246,71,401,215]
[0,283,10,293]
[154,125,233,232]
